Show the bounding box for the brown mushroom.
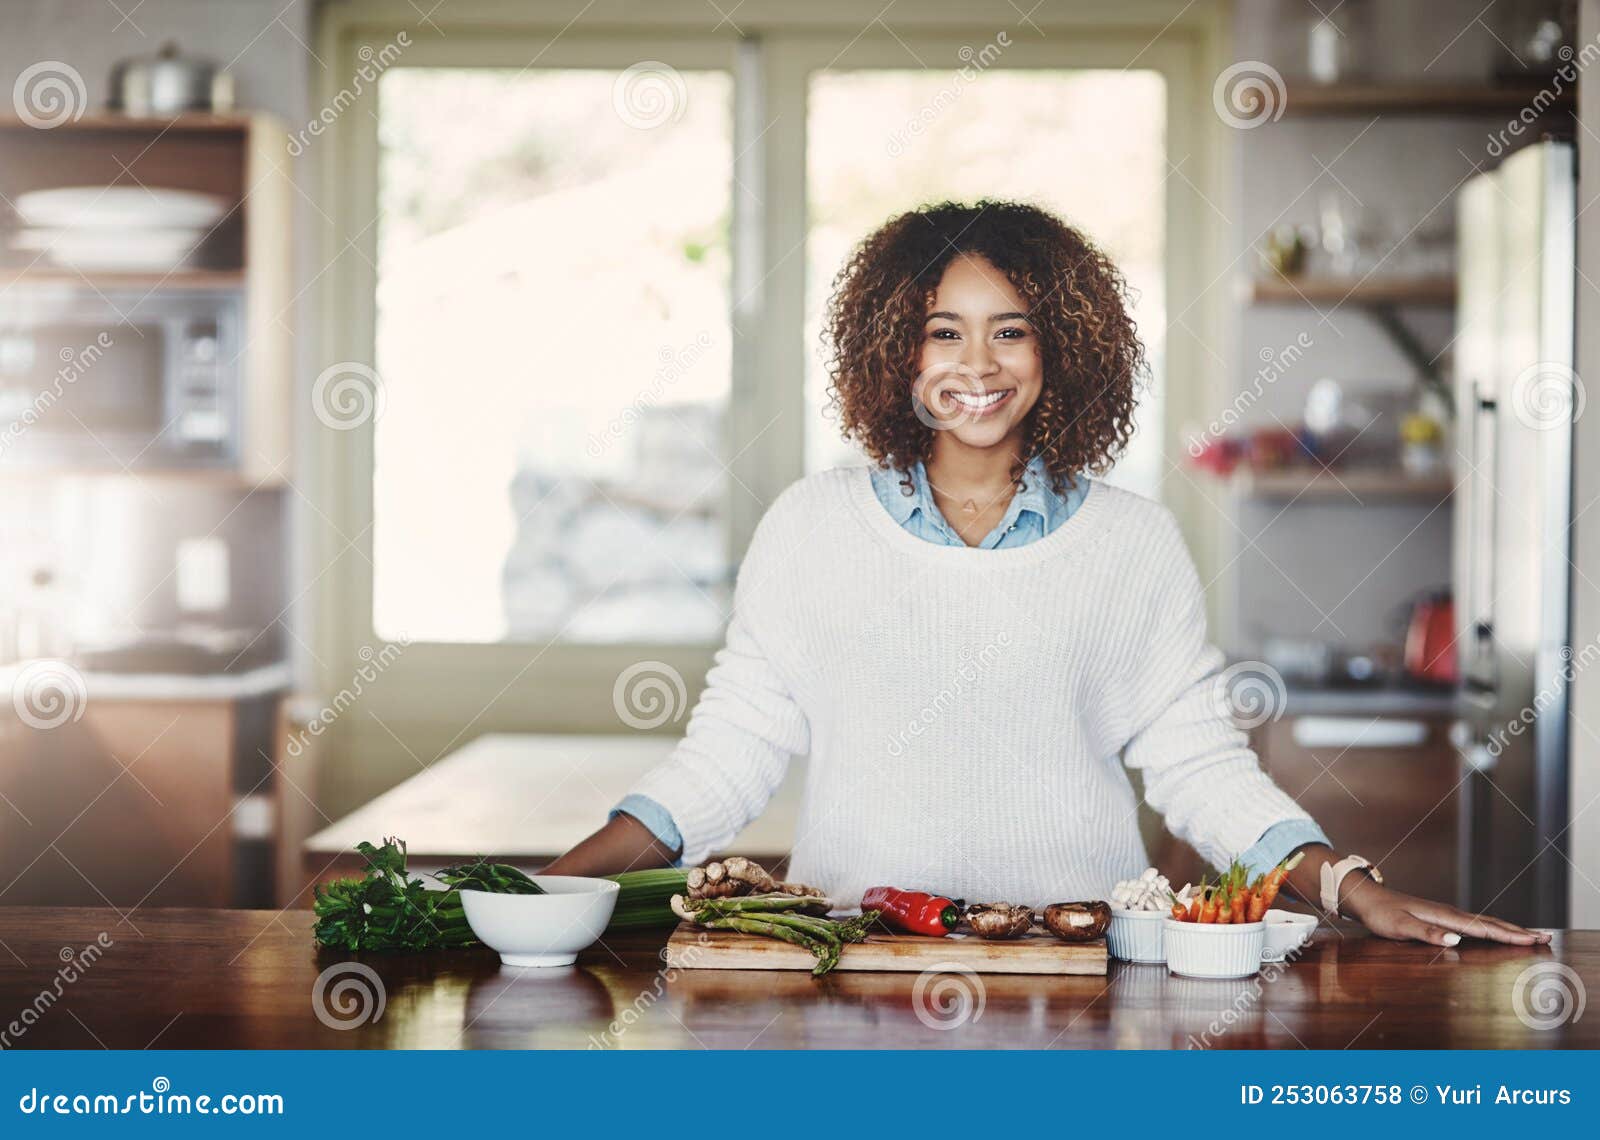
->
[964,902,1035,940]
[1042,901,1112,942]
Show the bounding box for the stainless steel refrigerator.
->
[1452,138,1575,928]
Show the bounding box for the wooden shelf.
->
[1250,275,1456,307]
[0,467,288,489]
[0,267,245,290]
[0,113,253,133]
[1229,467,1455,502]
[1282,82,1576,118]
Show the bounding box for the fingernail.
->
[1442,932,1462,947]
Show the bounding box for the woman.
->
[548,200,1547,948]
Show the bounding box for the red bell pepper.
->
[860,886,959,937]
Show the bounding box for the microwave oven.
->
[0,285,243,469]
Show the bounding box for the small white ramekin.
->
[1107,908,1168,963]
[1163,919,1265,979]
[1261,909,1317,961]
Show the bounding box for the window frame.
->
[308,2,1230,768]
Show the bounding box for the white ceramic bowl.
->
[1107,908,1168,962]
[1164,919,1265,979]
[459,875,619,968]
[1261,909,1317,961]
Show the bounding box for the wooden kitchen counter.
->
[4,909,1594,1049]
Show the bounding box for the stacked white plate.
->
[11,187,228,272]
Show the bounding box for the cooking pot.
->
[109,41,235,116]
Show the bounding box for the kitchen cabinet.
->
[1253,714,1461,905]
[0,671,305,908]
[1149,709,1461,906]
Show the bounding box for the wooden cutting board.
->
[664,922,1107,975]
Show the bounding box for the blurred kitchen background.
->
[1,0,1598,930]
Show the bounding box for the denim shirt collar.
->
[881,455,1064,531]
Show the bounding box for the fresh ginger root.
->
[687,856,823,900]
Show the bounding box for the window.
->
[314,8,1219,742]
[372,68,734,644]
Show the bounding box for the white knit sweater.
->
[627,466,1314,908]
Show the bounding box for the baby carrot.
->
[1171,902,1188,921]
[1199,885,1220,924]
[1230,887,1249,924]
[1248,851,1306,921]
[1215,884,1234,924]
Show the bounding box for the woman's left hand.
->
[1344,880,1552,947]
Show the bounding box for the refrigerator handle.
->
[1463,389,1500,693]
[1449,718,1496,912]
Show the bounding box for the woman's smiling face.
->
[913,254,1043,451]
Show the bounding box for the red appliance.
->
[1403,592,1457,684]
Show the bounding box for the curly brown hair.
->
[821,200,1147,495]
